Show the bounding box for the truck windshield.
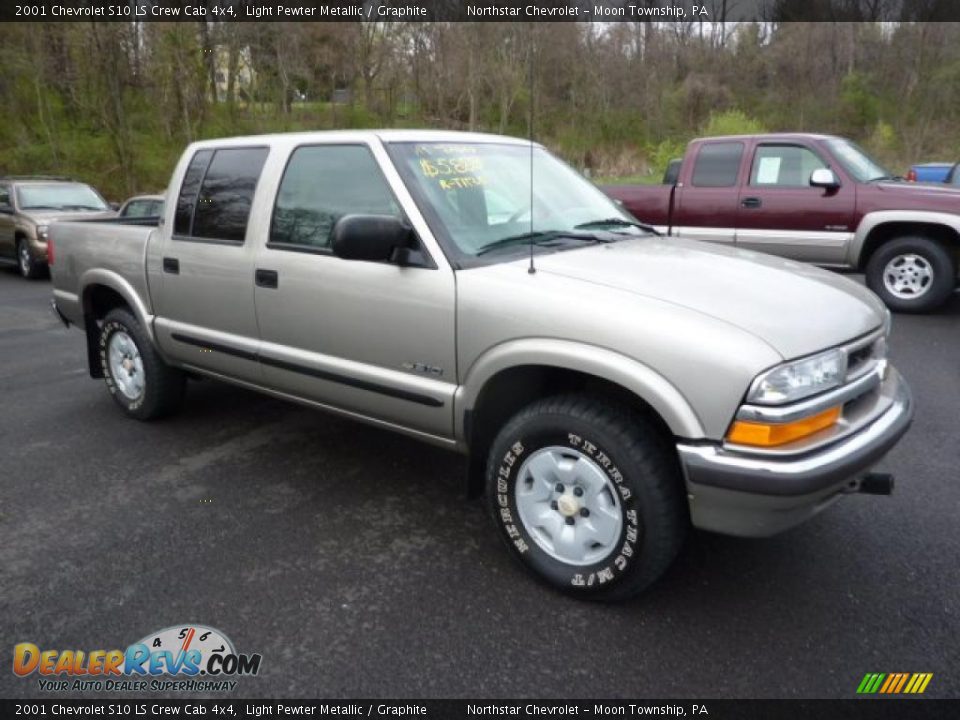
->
[17,183,108,211]
[388,142,645,261]
[823,139,892,183]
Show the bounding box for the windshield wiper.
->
[868,175,902,183]
[60,205,105,211]
[574,217,659,234]
[21,205,61,210]
[476,230,607,256]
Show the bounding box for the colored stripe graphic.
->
[857,673,933,694]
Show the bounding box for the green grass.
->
[591,174,661,186]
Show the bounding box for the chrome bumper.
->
[677,370,913,537]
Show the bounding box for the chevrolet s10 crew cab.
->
[50,131,913,599]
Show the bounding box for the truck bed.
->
[50,219,159,327]
[602,184,674,228]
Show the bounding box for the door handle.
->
[162,257,179,274]
[255,268,279,289]
[741,197,762,209]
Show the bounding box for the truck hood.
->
[23,209,117,224]
[873,180,960,205]
[528,236,885,360]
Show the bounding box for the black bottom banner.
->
[1,699,956,720]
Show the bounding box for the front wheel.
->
[485,395,687,601]
[17,238,45,279]
[98,308,186,420]
[865,236,956,313]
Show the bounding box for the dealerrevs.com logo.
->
[13,624,261,693]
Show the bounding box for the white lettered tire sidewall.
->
[100,316,147,413]
[97,308,185,420]
[492,425,640,595]
[487,396,686,600]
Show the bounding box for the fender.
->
[850,210,960,267]
[455,338,706,442]
[79,268,157,344]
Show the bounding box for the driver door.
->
[253,142,457,438]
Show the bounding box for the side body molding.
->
[455,338,706,443]
[850,210,960,267]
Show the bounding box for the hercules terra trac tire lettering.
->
[486,394,687,601]
[98,308,186,420]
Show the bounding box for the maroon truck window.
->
[691,142,744,188]
[749,145,828,187]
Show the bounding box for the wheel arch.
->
[854,212,960,271]
[79,271,156,378]
[457,340,704,497]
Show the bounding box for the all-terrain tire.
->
[98,308,185,420]
[485,394,687,601]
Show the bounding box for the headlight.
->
[746,348,847,405]
[36,225,49,241]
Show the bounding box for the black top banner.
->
[3,0,960,23]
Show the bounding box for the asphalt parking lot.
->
[0,267,957,700]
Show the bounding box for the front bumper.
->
[677,369,913,537]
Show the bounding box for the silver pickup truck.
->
[50,130,913,600]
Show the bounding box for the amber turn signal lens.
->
[726,406,841,447]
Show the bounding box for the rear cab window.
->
[173,147,268,243]
[691,142,744,187]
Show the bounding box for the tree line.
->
[1,20,958,199]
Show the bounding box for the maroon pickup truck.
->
[604,134,960,312]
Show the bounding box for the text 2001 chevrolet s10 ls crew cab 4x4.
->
[49,131,912,599]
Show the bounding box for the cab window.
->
[750,145,828,187]
[174,147,268,243]
[691,142,744,187]
[269,145,401,251]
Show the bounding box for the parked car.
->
[0,176,116,279]
[118,194,164,219]
[50,131,912,600]
[905,162,953,183]
[944,162,960,186]
[603,134,960,313]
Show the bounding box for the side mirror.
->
[109,202,120,211]
[810,168,840,189]
[0,206,13,215]
[331,215,416,264]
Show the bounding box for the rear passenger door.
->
[735,143,856,264]
[152,146,269,384]
[252,142,457,439]
[672,141,744,245]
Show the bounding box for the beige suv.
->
[0,176,115,279]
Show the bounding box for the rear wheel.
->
[865,236,956,313]
[98,308,185,420]
[17,238,44,279]
[485,394,687,601]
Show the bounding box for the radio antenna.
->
[527,21,536,275]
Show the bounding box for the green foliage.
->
[702,110,767,138]
[647,138,687,178]
[2,22,959,196]
[839,72,879,136]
